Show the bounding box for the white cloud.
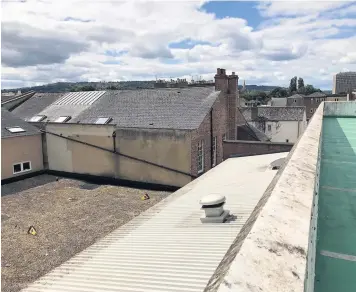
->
[1,0,356,90]
[257,1,349,17]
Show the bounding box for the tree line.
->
[240,76,322,103]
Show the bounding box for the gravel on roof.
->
[1,175,170,292]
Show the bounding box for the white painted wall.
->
[250,120,306,143]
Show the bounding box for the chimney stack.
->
[214,68,228,92]
[228,73,238,94]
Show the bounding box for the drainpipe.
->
[112,130,117,153]
[210,109,214,168]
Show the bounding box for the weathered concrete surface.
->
[214,102,324,292]
[324,101,356,116]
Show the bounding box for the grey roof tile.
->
[307,92,327,97]
[72,87,219,130]
[288,94,305,99]
[1,108,41,138]
[12,93,64,121]
[241,106,306,121]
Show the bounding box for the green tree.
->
[304,84,322,95]
[74,85,96,92]
[289,76,297,94]
[298,77,304,90]
[269,87,288,98]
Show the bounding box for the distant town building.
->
[268,97,287,107]
[286,92,348,121]
[332,72,356,94]
[240,106,307,143]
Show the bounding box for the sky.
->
[1,0,356,90]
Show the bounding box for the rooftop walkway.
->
[22,152,287,292]
[315,116,356,292]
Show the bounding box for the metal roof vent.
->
[200,194,229,223]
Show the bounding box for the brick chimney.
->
[226,71,239,140]
[214,68,228,92]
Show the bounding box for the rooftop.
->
[12,87,220,130]
[12,92,64,121]
[20,152,288,292]
[241,106,306,122]
[1,108,41,139]
[288,94,305,99]
[308,92,327,98]
[1,175,170,292]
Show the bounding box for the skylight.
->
[54,116,71,123]
[95,117,112,124]
[6,127,26,133]
[30,115,46,122]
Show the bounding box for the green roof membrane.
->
[315,117,356,292]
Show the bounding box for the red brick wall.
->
[191,92,228,177]
[223,140,293,160]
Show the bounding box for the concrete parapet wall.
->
[214,93,324,292]
[223,140,293,160]
[323,101,356,117]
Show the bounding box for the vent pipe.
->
[200,194,229,223]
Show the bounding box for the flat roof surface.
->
[1,175,170,292]
[315,117,356,292]
[21,152,288,292]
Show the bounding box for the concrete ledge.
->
[223,140,293,160]
[212,102,324,292]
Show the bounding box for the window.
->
[6,126,25,133]
[197,140,204,174]
[95,117,112,124]
[311,98,313,104]
[335,98,339,101]
[286,139,289,143]
[222,133,226,141]
[310,109,313,113]
[30,115,46,122]
[13,161,31,174]
[212,136,217,167]
[54,116,71,123]
[294,99,297,103]
[267,125,272,131]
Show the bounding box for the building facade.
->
[1,109,44,181]
[333,72,356,94]
[10,68,240,188]
[240,106,307,143]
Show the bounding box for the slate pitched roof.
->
[241,106,306,121]
[72,87,220,130]
[1,109,41,138]
[307,92,327,98]
[237,124,270,142]
[12,93,64,121]
[288,94,305,99]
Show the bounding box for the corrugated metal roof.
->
[21,153,287,292]
[54,91,106,106]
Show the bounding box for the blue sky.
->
[2,1,356,90]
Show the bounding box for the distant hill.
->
[2,81,278,93]
[238,85,278,92]
[1,81,156,93]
